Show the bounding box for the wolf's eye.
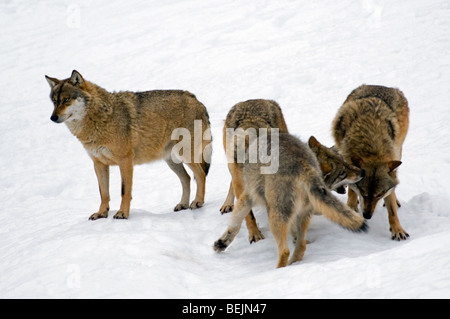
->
[64,98,70,103]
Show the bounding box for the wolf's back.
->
[224,99,287,165]
[344,85,407,113]
[225,99,289,132]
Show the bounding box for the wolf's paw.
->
[249,231,265,244]
[390,227,409,241]
[219,204,233,214]
[113,211,129,219]
[89,211,108,220]
[213,239,229,252]
[174,203,189,211]
[190,200,204,209]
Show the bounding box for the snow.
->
[1,0,450,299]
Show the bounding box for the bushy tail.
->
[305,174,368,232]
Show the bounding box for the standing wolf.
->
[219,99,289,243]
[45,70,211,220]
[332,84,409,240]
[214,132,367,268]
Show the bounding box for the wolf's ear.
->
[308,136,323,152]
[45,75,59,88]
[387,160,402,172]
[70,70,84,86]
[351,155,363,168]
[308,136,318,148]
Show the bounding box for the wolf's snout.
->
[50,115,59,123]
[363,211,372,219]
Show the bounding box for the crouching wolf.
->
[45,70,211,220]
[332,84,409,240]
[214,132,367,268]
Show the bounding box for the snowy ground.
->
[1,0,450,299]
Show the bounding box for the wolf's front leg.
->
[347,188,359,211]
[214,196,252,252]
[89,159,110,220]
[385,191,409,240]
[114,157,133,219]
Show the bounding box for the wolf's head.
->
[45,70,88,124]
[349,156,401,219]
[308,136,364,193]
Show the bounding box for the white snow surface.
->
[1,0,450,299]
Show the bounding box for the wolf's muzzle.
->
[363,211,373,219]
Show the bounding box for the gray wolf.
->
[332,84,409,240]
[219,99,289,243]
[45,70,211,220]
[214,132,367,268]
[308,136,365,194]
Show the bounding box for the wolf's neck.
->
[67,82,114,142]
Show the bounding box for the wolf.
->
[45,70,211,220]
[219,99,289,243]
[214,132,368,268]
[308,136,365,194]
[332,84,409,240]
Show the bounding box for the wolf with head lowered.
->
[332,84,410,240]
[45,70,211,220]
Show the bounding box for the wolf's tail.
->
[304,173,368,232]
[202,146,211,176]
[201,114,212,177]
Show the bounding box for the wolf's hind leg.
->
[114,156,133,219]
[229,163,264,243]
[267,207,290,268]
[246,211,265,243]
[165,158,191,211]
[289,209,312,265]
[220,182,235,214]
[186,162,206,209]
